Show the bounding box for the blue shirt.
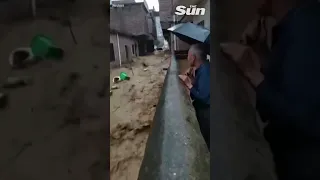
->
[190,62,210,105]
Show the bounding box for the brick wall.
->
[110,33,138,67]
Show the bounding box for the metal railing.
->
[138,54,210,180]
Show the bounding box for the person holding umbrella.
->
[179,43,210,150]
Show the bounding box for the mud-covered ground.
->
[110,54,168,180]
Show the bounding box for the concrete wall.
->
[210,0,276,179]
[159,0,176,29]
[174,35,191,51]
[110,33,138,67]
[217,0,263,42]
[138,54,210,180]
[110,3,150,36]
[192,0,210,29]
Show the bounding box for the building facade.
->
[110,31,139,67]
[110,0,156,67]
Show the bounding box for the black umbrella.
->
[167,22,210,44]
[167,22,210,53]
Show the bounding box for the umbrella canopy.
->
[167,22,210,45]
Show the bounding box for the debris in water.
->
[9,47,36,69]
[2,76,33,89]
[128,84,135,92]
[112,106,120,112]
[111,85,119,90]
[142,62,148,68]
[59,72,81,96]
[113,76,121,83]
[119,72,130,81]
[61,19,78,44]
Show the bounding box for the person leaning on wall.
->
[237,0,320,179]
[179,44,210,151]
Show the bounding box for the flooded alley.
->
[110,54,168,180]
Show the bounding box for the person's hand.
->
[178,75,193,89]
[231,46,263,87]
[220,43,265,87]
[184,67,195,83]
[246,71,264,87]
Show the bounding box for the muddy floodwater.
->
[110,54,169,180]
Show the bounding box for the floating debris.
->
[113,76,121,83]
[111,85,119,90]
[9,47,36,69]
[142,62,148,68]
[2,76,33,89]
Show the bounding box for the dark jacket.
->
[190,62,210,106]
[256,0,320,140]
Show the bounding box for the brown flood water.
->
[109,54,169,180]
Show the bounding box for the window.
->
[197,20,205,27]
[110,43,115,62]
[135,44,138,56]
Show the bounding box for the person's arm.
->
[189,71,210,104]
[255,76,318,138]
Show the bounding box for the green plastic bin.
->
[31,35,64,59]
[120,72,129,80]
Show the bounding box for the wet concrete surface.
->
[138,56,210,180]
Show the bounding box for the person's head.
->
[187,43,207,67]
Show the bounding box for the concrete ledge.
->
[138,55,210,180]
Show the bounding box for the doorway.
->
[135,44,138,56]
[125,45,129,62]
[110,43,115,62]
